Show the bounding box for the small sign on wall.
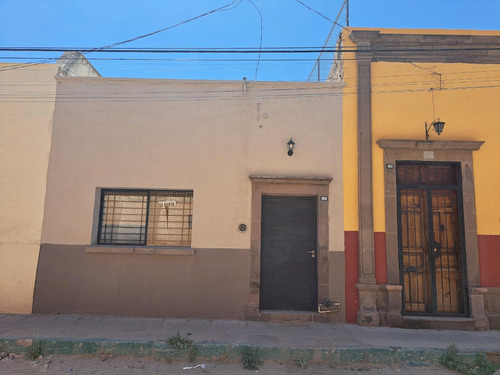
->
[424,151,434,160]
[320,196,328,201]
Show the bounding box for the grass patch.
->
[241,346,262,370]
[25,339,41,360]
[439,344,500,375]
[296,357,308,369]
[166,332,193,350]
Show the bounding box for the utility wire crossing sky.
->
[0,0,499,81]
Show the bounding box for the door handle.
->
[307,250,316,258]
[431,241,442,259]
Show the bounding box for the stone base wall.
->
[485,287,500,330]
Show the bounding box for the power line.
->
[1,46,499,53]
[2,56,498,72]
[0,0,245,74]
[87,0,244,53]
[294,0,344,28]
[2,49,499,81]
[4,74,498,91]
[0,46,343,51]
[0,56,335,62]
[307,0,347,81]
[247,0,263,80]
[1,81,498,102]
[2,59,499,82]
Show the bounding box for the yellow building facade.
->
[337,28,500,329]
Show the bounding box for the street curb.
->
[0,338,488,366]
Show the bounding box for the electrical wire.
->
[247,0,263,80]
[295,0,344,28]
[306,0,347,81]
[2,57,499,81]
[4,72,498,90]
[2,40,500,83]
[1,80,498,103]
[0,0,245,73]
[2,46,499,53]
[0,56,334,62]
[87,0,244,53]
[2,45,499,76]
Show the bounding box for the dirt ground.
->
[0,353,460,375]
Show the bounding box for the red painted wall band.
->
[345,233,500,324]
[478,235,500,287]
[344,231,359,323]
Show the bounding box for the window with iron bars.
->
[97,189,193,247]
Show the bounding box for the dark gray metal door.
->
[260,196,317,311]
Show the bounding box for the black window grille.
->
[97,189,193,247]
[397,162,459,186]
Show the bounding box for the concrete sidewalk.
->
[1,314,499,365]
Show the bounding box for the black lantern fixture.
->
[287,137,295,156]
[425,119,445,140]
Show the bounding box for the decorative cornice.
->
[377,139,485,151]
[349,30,500,64]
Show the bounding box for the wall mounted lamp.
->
[287,137,295,156]
[425,119,445,140]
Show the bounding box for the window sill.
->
[85,246,195,256]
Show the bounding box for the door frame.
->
[247,176,332,319]
[377,139,484,321]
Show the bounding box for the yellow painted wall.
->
[341,31,359,232]
[371,61,500,235]
[0,64,58,312]
[342,28,500,236]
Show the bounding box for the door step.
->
[258,310,333,324]
[402,316,476,330]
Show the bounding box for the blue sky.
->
[0,0,499,81]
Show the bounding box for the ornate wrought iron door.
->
[397,162,468,316]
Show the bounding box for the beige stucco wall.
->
[0,63,58,313]
[41,77,344,252]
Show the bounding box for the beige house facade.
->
[0,54,99,314]
[0,63,57,314]
[32,75,346,321]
